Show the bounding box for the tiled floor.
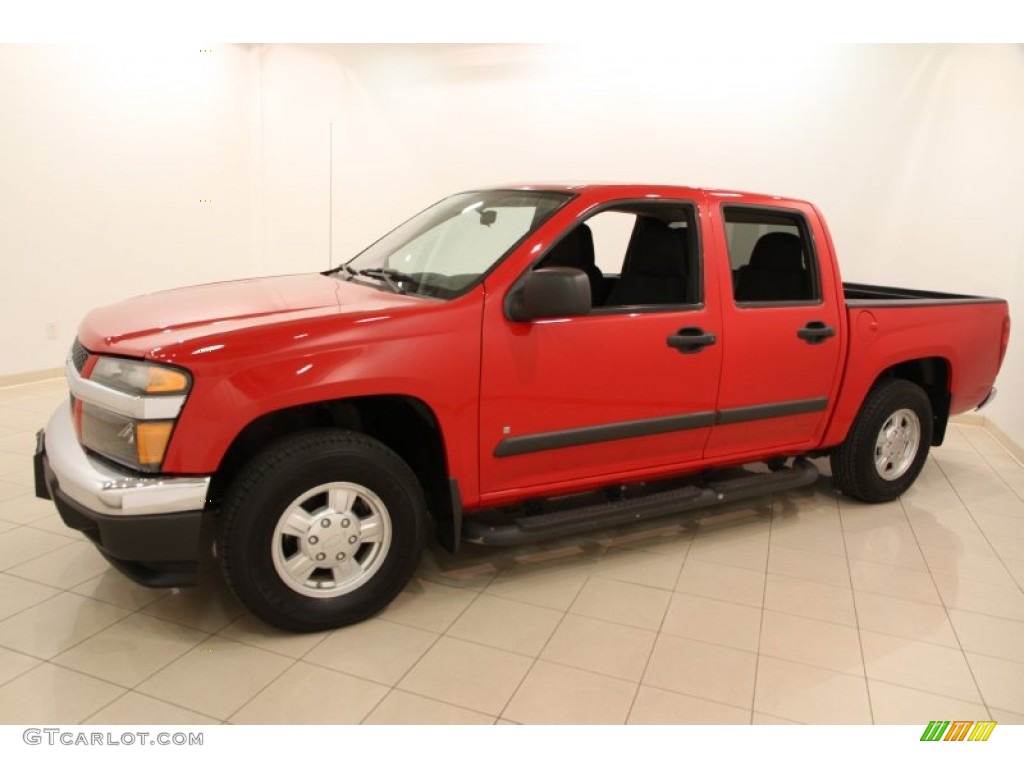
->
[2,377,1024,725]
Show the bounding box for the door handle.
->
[797,321,836,344]
[667,327,717,354]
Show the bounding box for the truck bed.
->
[844,282,1006,307]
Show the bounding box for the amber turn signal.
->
[146,367,190,394]
[136,421,175,466]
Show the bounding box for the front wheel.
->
[217,429,428,632]
[830,379,934,503]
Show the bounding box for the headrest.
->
[626,218,688,277]
[544,223,595,270]
[749,232,803,272]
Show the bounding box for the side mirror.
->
[506,267,591,322]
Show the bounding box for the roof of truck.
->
[480,182,812,207]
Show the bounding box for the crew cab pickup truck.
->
[34,184,1010,631]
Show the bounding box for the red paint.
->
[74,184,1009,512]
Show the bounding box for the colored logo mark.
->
[920,721,997,742]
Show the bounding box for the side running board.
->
[463,459,819,546]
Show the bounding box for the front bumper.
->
[34,404,212,587]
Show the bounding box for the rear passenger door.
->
[478,199,723,498]
[704,204,843,458]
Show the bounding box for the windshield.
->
[334,190,572,299]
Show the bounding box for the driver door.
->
[478,201,723,499]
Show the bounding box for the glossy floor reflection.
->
[2,378,1024,724]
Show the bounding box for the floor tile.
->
[0,493,54,524]
[84,691,220,725]
[229,660,387,724]
[642,634,757,709]
[0,526,76,569]
[931,572,1024,622]
[0,645,41,686]
[0,592,130,659]
[966,653,1024,715]
[398,636,531,716]
[71,571,170,610]
[414,546,501,592]
[502,660,636,724]
[849,559,942,605]
[304,618,438,686]
[688,528,770,572]
[660,592,761,652]
[586,548,685,590]
[922,546,1018,586]
[569,577,671,630]
[988,708,1024,724]
[752,711,803,724]
[598,521,693,556]
[541,613,656,682]
[759,610,863,674]
[769,523,847,557]
[218,614,331,659]
[947,609,1024,664]
[363,689,493,724]
[842,530,927,571]
[0,479,28,504]
[764,573,856,627]
[26,513,84,539]
[674,558,765,608]
[754,655,871,724]
[53,613,207,687]
[137,636,293,720]
[627,685,750,724]
[141,576,245,633]
[0,663,125,723]
[379,577,478,633]
[8,540,112,589]
[860,630,981,703]
[767,544,850,588]
[0,572,60,621]
[484,567,589,611]
[854,592,958,648]
[446,594,562,656]
[867,680,991,724]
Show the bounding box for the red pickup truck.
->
[34,184,1010,631]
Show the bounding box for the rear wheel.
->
[830,379,933,503]
[218,429,428,632]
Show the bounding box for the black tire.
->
[830,379,933,503]
[217,429,428,632]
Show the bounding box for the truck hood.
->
[77,273,426,358]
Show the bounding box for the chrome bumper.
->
[42,404,210,516]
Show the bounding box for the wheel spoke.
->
[359,513,385,543]
[271,480,394,601]
[328,487,357,515]
[331,559,361,584]
[283,553,317,582]
[280,505,314,538]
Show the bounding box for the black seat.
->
[605,217,689,306]
[734,232,809,302]
[539,224,605,305]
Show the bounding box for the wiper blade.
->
[355,268,415,294]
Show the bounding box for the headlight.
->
[90,357,191,396]
[78,357,191,472]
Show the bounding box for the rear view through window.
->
[725,207,819,303]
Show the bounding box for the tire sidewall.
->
[222,431,426,631]
[857,382,933,500]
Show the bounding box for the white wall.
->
[2,43,1022,447]
[0,44,255,374]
